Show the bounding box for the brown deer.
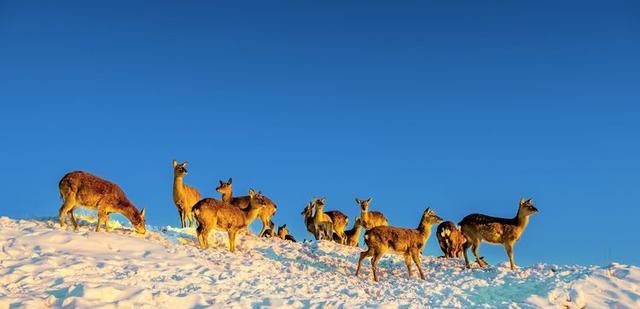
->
[313,198,349,244]
[172,160,201,228]
[356,197,388,230]
[58,171,147,234]
[436,221,466,258]
[301,202,319,240]
[192,188,268,252]
[344,217,363,247]
[276,224,297,242]
[215,178,277,237]
[355,208,442,282]
[459,198,538,271]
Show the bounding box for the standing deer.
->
[436,221,466,258]
[58,171,147,234]
[215,178,277,237]
[172,160,201,228]
[314,198,349,244]
[192,188,268,252]
[459,198,538,271]
[355,208,443,282]
[344,217,363,247]
[301,202,319,240]
[356,197,388,230]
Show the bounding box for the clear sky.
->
[1,1,638,266]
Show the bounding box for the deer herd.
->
[57,160,538,282]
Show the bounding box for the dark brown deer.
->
[459,198,538,270]
[355,208,442,281]
[58,171,147,234]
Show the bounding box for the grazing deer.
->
[58,171,147,234]
[356,197,388,230]
[277,224,297,242]
[216,178,277,237]
[344,217,363,247]
[172,160,201,228]
[313,198,349,244]
[459,198,539,271]
[355,208,443,282]
[436,221,466,258]
[192,189,268,252]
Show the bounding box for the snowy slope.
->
[0,216,638,309]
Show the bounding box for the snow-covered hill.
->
[0,216,638,309]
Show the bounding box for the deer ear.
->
[140,208,146,218]
[228,177,232,184]
[527,198,533,204]
[520,197,526,205]
[366,197,372,203]
[248,188,255,196]
[182,161,188,166]
[283,224,287,228]
[355,197,360,204]
[172,160,178,168]
[219,180,224,185]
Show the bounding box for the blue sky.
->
[1,1,638,266]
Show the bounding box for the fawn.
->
[356,197,388,230]
[459,198,538,271]
[216,178,277,237]
[192,189,268,252]
[58,171,146,234]
[436,221,466,258]
[343,217,363,247]
[314,198,349,244]
[277,224,297,242]
[172,160,201,228]
[355,208,443,281]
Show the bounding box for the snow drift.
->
[0,216,638,308]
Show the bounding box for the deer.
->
[313,198,349,244]
[58,171,147,234]
[343,217,363,247]
[301,202,319,240]
[192,188,268,252]
[172,160,201,228]
[215,178,277,237]
[356,197,388,230]
[436,221,466,258]
[459,198,539,271]
[355,208,443,282]
[276,224,297,242]
[261,220,275,238]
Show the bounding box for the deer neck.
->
[314,206,324,224]
[173,175,185,192]
[243,205,262,225]
[417,222,433,244]
[515,209,531,230]
[220,190,233,203]
[360,209,368,221]
[118,200,139,225]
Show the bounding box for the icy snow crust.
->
[0,216,638,308]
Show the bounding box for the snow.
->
[1,216,638,309]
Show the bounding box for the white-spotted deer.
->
[58,171,147,234]
[355,208,443,281]
[192,189,268,252]
[356,197,388,230]
[216,178,277,237]
[172,160,201,228]
[436,221,466,258]
[459,198,538,271]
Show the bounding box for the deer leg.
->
[505,242,515,271]
[59,198,76,228]
[67,210,79,231]
[404,254,413,278]
[371,251,384,282]
[186,208,194,228]
[228,230,238,252]
[179,208,186,228]
[411,250,425,280]
[95,215,103,232]
[471,241,487,267]
[355,248,373,277]
[104,214,111,232]
[462,241,471,268]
